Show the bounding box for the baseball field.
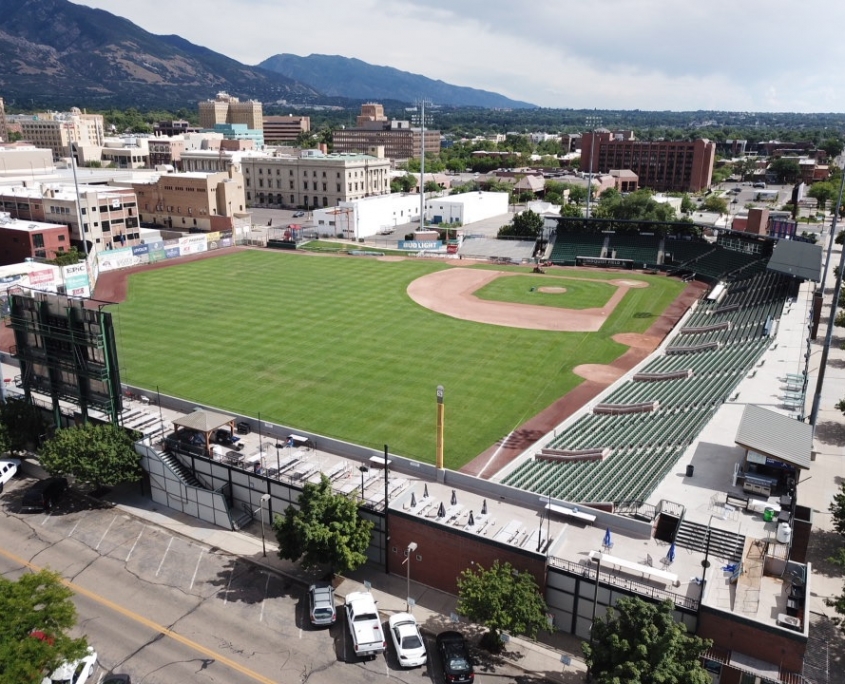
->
[109,249,686,467]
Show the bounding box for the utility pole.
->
[585,115,601,219]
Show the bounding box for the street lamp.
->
[404,542,418,611]
[700,512,726,600]
[359,465,369,501]
[260,493,271,557]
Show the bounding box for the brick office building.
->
[581,131,715,193]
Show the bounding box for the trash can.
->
[764,508,775,522]
[685,464,694,477]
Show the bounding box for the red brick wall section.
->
[387,513,546,596]
[698,608,806,672]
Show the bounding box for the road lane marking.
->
[0,545,279,684]
[155,536,174,577]
[125,526,144,562]
[96,515,117,550]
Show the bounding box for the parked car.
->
[293,211,305,217]
[21,477,68,513]
[308,583,336,626]
[41,646,97,684]
[436,631,474,683]
[100,675,131,684]
[388,613,427,667]
[0,457,21,493]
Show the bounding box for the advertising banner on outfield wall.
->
[132,244,150,265]
[179,234,208,256]
[146,240,166,263]
[399,240,442,250]
[62,262,91,298]
[164,239,180,259]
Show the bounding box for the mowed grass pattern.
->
[112,251,685,466]
[474,275,615,309]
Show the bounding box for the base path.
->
[406,268,639,332]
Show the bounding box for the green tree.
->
[560,203,583,218]
[424,180,441,193]
[808,182,837,212]
[680,194,695,214]
[583,597,711,684]
[273,475,373,575]
[561,183,588,205]
[456,560,548,652]
[594,189,677,222]
[820,137,844,159]
[48,247,83,268]
[769,158,801,184]
[831,480,845,536]
[39,423,141,491]
[736,157,758,181]
[391,174,416,194]
[0,569,88,684]
[498,209,544,238]
[701,195,729,215]
[0,398,46,452]
[837,230,845,245]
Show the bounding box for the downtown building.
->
[333,103,440,161]
[581,130,715,193]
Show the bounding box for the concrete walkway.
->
[107,484,588,683]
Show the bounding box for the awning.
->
[735,405,812,470]
[173,409,235,433]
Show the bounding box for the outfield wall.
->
[96,230,234,273]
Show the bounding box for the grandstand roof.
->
[767,239,822,282]
[173,409,235,433]
[734,404,812,470]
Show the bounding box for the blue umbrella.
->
[667,543,676,564]
[603,528,612,549]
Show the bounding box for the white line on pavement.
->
[125,526,144,562]
[189,548,206,591]
[155,537,174,577]
[95,515,117,550]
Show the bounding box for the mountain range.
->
[258,54,535,109]
[0,0,533,111]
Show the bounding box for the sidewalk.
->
[107,484,588,683]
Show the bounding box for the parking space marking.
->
[40,513,53,527]
[223,561,236,604]
[155,536,174,577]
[0,545,279,684]
[67,520,80,536]
[189,548,206,591]
[258,573,270,623]
[95,515,117,550]
[125,526,144,562]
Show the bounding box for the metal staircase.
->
[159,451,205,489]
[673,519,744,563]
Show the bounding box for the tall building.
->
[581,131,715,193]
[198,92,263,131]
[16,108,105,161]
[263,115,311,144]
[333,103,440,161]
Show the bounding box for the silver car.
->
[308,583,336,626]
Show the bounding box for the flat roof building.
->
[263,115,310,144]
[582,131,715,193]
[333,103,440,161]
[0,212,70,266]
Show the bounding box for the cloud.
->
[75,0,845,111]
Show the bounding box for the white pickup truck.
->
[345,591,386,659]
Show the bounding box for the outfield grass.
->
[474,275,616,310]
[112,252,685,466]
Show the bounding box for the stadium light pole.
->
[404,541,418,612]
[260,493,271,557]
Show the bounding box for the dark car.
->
[21,477,68,512]
[436,631,474,683]
[101,676,131,684]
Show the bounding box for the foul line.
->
[0,546,277,684]
[475,429,516,478]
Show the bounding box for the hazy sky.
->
[76,0,845,112]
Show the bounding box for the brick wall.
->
[387,511,546,595]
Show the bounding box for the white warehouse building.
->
[312,193,422,240]
[425,191,509,225]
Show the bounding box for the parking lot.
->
[1,477,540,683]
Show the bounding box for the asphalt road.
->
[0,479,525,684]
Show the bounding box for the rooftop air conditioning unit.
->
[778,615,801,630]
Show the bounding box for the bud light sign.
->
[399,240,442,250]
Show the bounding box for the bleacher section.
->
[607,233,661,266]
[550,234,606,265]
[502,270,793,505]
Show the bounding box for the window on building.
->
[58,234,66,242]
[322,183,327,191]
[336,184,341,192]
[32,233,45,248]
[291,194,295,203]
[323,197,328,207]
